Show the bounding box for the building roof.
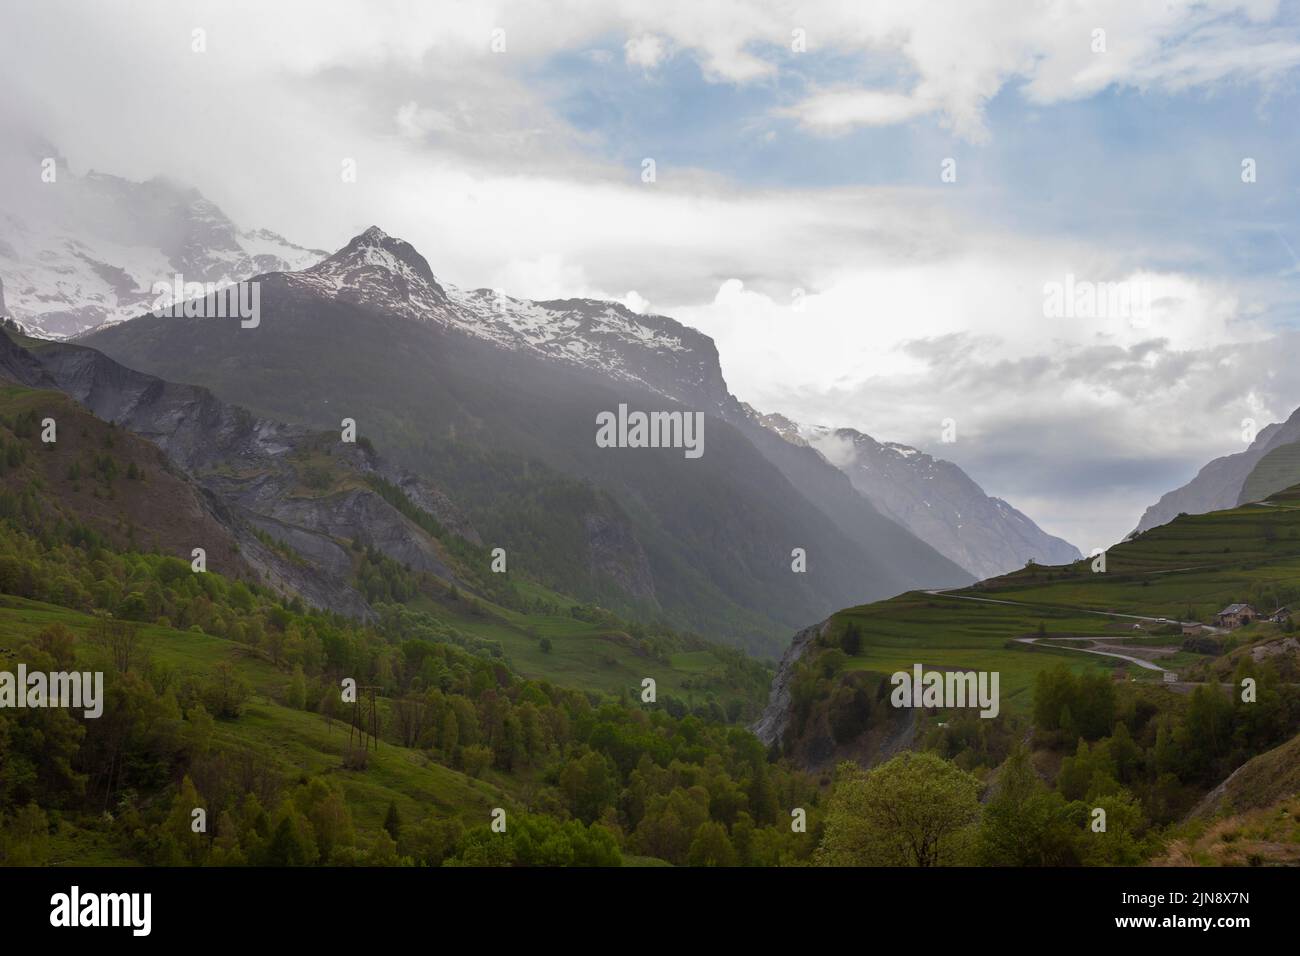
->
[1218,603,1255,615]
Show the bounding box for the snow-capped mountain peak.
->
[285,225,448,316]
[272,227,727,405]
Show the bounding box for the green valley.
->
[2,345,1300,870]
[0,378,802,868]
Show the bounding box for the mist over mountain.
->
[0,141,1098,604]
[0,147,323,337]
[79,225,983,654]
[0,159,1083,649]
[758,416,1080,579]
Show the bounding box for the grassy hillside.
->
[1162,706,1300,867]
[0,540,811,867]
[409,597,760,715]
[0,379,770,716]
[785,490,1300,737]
[1189,729,1300,818]
[0,385,249,577]
[0,594,507,865]
[777,491,1300,866]
[0,377,807,868]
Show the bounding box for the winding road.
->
[1012,635,1168,671]
[922,587,1226,675]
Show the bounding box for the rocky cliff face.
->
[751,611,920,772]
[17,334,477,619]
[752,612,921,773]
[752,617,829,748]
[0,327,55,388]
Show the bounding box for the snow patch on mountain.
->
[279,226,715,401]
[746,416,1081,580]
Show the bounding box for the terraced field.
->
[824,490,1300,715]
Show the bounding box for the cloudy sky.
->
[3,0,1300,550]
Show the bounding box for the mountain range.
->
[76,226,963,654]
[254,226,1081,582]
[1,169,1080,654]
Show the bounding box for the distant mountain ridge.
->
[1135,408,1300,533]
[741,411,1080,580]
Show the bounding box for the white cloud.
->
[621,290,651,313]
[490,254,594,301]
[395,101,456,139]
[669,226,1282,549]
[624,33,668,69]
[772,0,1300,139]
[777,88,934,133]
